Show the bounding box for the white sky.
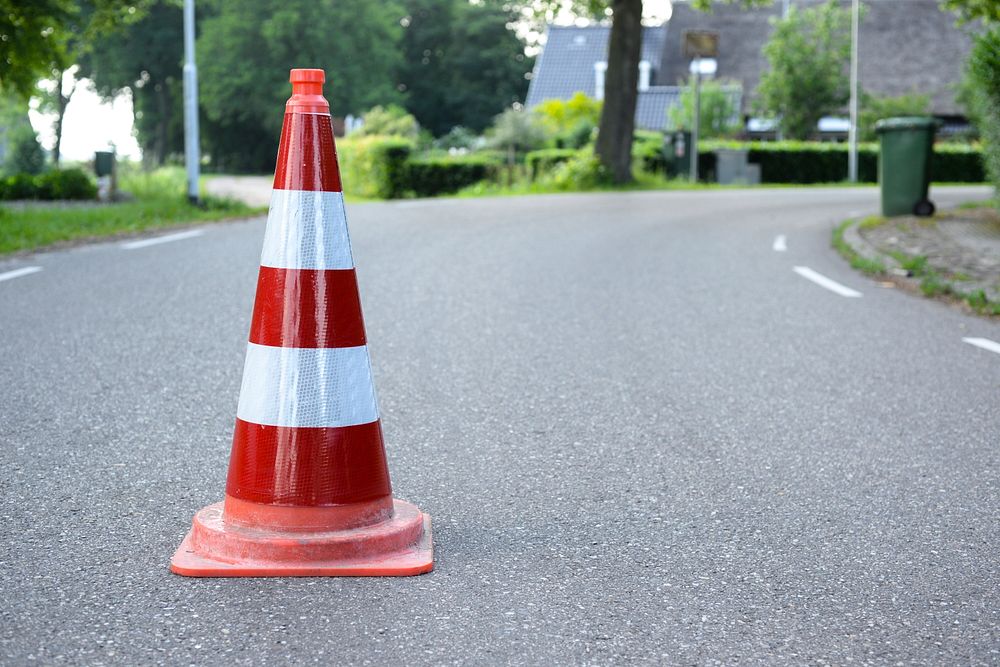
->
[26,0,674,163]
[29,80,141,163]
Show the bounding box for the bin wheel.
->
[913,199,935,217]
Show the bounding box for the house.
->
[525,0,980,134]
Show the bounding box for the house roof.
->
[661,0,979,115]
[525,0,978,123]
[525,25,670,107]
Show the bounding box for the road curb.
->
[840,218,902,272]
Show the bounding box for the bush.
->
[35,169,98,200]
[543,153,610,191]
[0,169,98,201]
[5,125,45,176]
[405,156,498,196]
[967,26,1000,200]
[525,148,578,180]
[337,135,413,199]
[932,143,987,183]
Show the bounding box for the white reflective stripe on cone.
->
[261,190,354,270]
[236,342,379,428]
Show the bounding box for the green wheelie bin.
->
[875,117,938,217]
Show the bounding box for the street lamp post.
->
[183,0,200,204]
[690,58,701,183]
[847,0,860,183]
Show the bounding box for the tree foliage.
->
[0,0,73,99]
[667,80,742,139]
[399,0,532,136]
[355,105,420,138]
[533,92,602,147]
[83,1,185,167]
[197,0,404,171]
[943,0,1000,23]
[755,0,852,140]
[858,91,930,141]
[487,108,546,155]
[967,26,1000,200]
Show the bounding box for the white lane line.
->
[962,337,1000,355]
[0,266,42,283]
[772,234,787,252]
[121,229,204,250]
[793,266,863,298]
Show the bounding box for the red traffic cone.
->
[170,69,433,577]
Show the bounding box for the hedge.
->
[405,156,499,197]
[640,139,985,184]
[525,148,578,180]
[337,136,413,199]
[0,168,97,201]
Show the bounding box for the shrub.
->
[0,169,98,201]
[932,143,986,183]
[667,80,743,139]
[967,26,1000,200]
[859,91,931,141]
[525,148,578,180]
[405,156,498,196]
[5,125,45,176]
[544,153,610,191]
[35,169,97,200]
[354,105,420,139]
[336,135,413,199]
[534,93,601,148]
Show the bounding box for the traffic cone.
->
[170,69,433,577]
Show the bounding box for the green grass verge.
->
[832,214,1000,316]
[0,167,263,256]
[832,217,887,275]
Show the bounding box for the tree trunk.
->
[53,69,75,167]
[595,0,643,183]
[153,82,169,166]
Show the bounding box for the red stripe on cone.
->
[273,113,342,192]
[226,418,391,506]
[248,267,366,348]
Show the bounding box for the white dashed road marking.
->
[772,235,787,252]
[121,229,204,250]
[793,266,862,298]
[0,266,42,283]
[962,337,1000,356]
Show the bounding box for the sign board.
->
[683,31,719,59]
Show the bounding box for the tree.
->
[967,26,1000,201]
[82,0,185,167]
[943,0,1000,23]
[399,0,532,136]
[197,0,404,172]
[526,0,767,184]
[667,80,742,139]
[0,1,72,100]
[755,0,852,140]
[858,91,930,141]
[355,105,420,138]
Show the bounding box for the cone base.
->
[169,499,433,577]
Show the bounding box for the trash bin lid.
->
[874,116,939,133]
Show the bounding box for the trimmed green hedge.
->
[337,136,413,199]
[0,168,98,200]
[405,156,499,197]
[525,148,578,180]
[641,140,986,184]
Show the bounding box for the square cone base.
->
[170,499,433,577]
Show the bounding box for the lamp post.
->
[847,0,860,183]
[183,0,200,204]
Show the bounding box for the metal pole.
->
[690,59,700,183]
[183,0,200,204]
[783,0,790,18]
[847,0,860,183]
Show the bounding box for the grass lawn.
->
[0,167,265,256]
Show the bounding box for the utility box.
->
[94,150,116,201]
[663,130,693,179]
[715,149,760,185]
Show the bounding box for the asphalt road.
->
[1,186,998,665]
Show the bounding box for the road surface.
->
[1,186,998,665]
